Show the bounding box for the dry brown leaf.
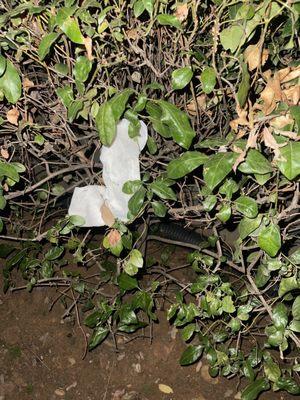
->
[107,229,121,247]
[1,148,9,159]
[280,65,300,83]
[126,29,139,40]
[262,127,285,161]
[23,77,34,91]
[275,130,299,140]
[270,115,294,129]
[187,94,207,115]
[283,85,300,105]
[158,384,174,394]
[6,108,19,125]
[101,203,115,227]
[232,147,246,173]
[83,36,93,60]
[175,3,189,22]
[244,44,268,71]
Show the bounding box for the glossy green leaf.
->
[263,357,281,383]
[73,56,92,82]
[57,11,84,44]
[222,296,235,313]
[200,67,216,94]
[38,32,60,60]
[272,303,288,329]
[0,60,22,104]
[109,89,134,121]
[69,215,85,226]
[237,62,250,108]
[57,85,73,108]
[289,248,300,265]
[238,149,273,175]
[128,187,146,216]
[276,377,300,395]
[157,14,182,29]
[290,105,300,133]
[95,102,116,146]
[235,196,258,218]
[258,223,281,257]
[150,180,177,201]
[0,162,19,182]
[124,249,143,276]
[292,296,300,320]
[171,67,193,90]
[0,55,6,77]
[220,25,244,52]
[45,246,64,261]
[0,195,6,210]
[151,201,167,217]
[117,273,139,291]
[279,276,300,297]
[239,214,262,240]
[179,345,203,366]
[276,142,300,180]
[241,378,270,400]
[156,100,195,149]
[202,195,217,212]
[122,180,142,195]
[203,152,238,190]
[167,151,208,179]
[181,323,196,342]
[216,203,231,222]
[88,327,109,350]
[289,319,300,332]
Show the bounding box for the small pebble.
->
[54,388,65,397]
[68,357,76,366]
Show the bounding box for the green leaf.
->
[156,100,195,149]
[147,136,157,154]
[117,273,139,291]
[202,195,217,212]
[88,327,109,350]
[179,345,203,366]
[157,14,182,29]
[0,162,19,182]
[216,203,231,222]
[151,201,167,217]
[68,100,83,122]
[124,249,143,276]
[203,152,238,191]
[128,187,146,216]
[276,377,300,395]
[234,196,258,218]
[181,323,196,342]
[45,246,64,261]
[276,142,300,180]
[263,354,281,383]
[143,0,154,15]
[292,296,300,320]
[0,60,22,104]
[219,178,239,200]
[57,85,73,108]
[222,295,235,313]
[290,105,300,133]
[258,223,281,257]
[272,303,288,329]
[0,55,6,77]
[95,102,116,146]
[289,319,300,332]
[167,151,208,179]
[200,67,216,94]
[239,214,262,240]
[122,180,142,195]
[150,181,177,201]
[69,215,85,226]
[220,25,244,52]
[241,378,270,400]
[133,0,145,18]
[290,248,300,265]
[171,67,193,90]
[238,149,273,175]
[278,276,299,297]
[109,89,134,121]
[237,62,250,108]
[38,32,60,60]
[57,10,84,44]
[73,56,92,82]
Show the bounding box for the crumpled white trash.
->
[68,119,148,227]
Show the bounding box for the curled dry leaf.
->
[278,65,300,83]
[101,203,115,226]
[230,105,250,131]
[283,85,300,105]
[187,94,207,115]
[23,77,34,91]
[244,44,269,71]
[262,127,286,161]
[0,148,9,159]
[83,36,93,60]
[6,108,20,125]
[107,229,121,247]
[270,115,294,129]
[158,384,174,394]
[175,3,189,22]
[126,29,139,40]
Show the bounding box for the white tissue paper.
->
[68,118,148,227]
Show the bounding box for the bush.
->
[0,1,299,398]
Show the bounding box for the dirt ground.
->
[0,243,296,400]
